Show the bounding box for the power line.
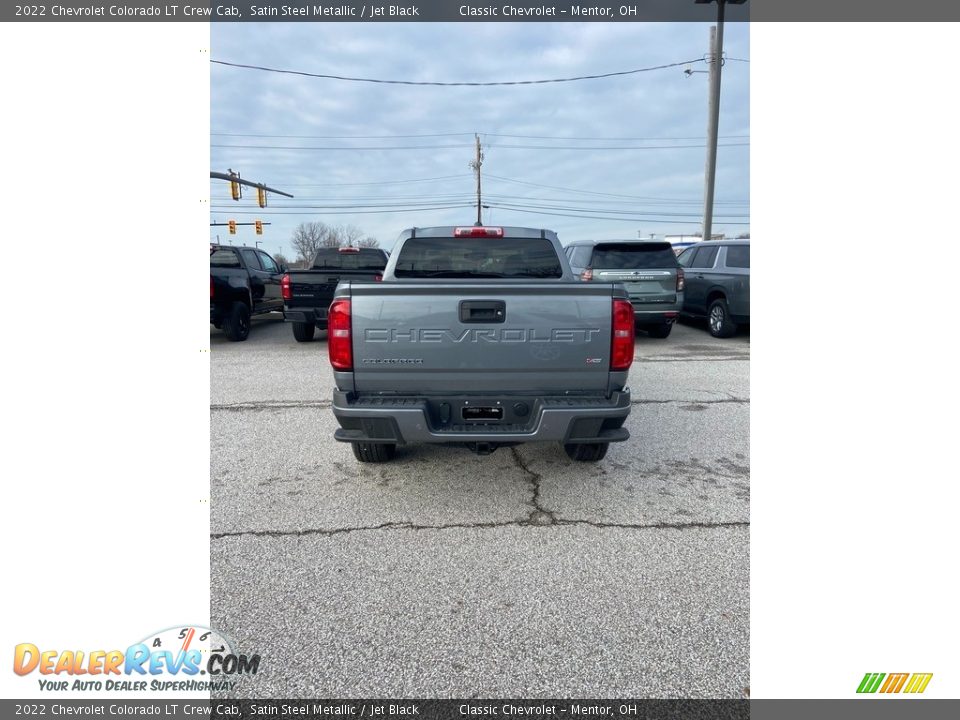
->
[484,203,750,225]
[484,173,747,204]
[210,205,473,216]
[209,174,471,188]
[210,130,749,142]
[488,200,749,219]
[211,58,707,87]
[211,132,474,139]
[212,192,748,208]
[212,142,749,151]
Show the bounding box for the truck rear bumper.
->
[632,308,680,325]
[283,308,328,327]
[331,389,631,445]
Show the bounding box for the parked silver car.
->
[564,240,684,339]
[676,239,750,338]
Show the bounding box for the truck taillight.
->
[328,299,352,371]
[677,268,685,292]
[281,274,291,300]
[611,299,635,371]
[210,276,214,299]
[453,226,504,238]
[580,268,593,281]
[339,246,360,253]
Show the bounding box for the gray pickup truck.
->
[327,226,635,463]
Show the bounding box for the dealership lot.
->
[210,316,749,697]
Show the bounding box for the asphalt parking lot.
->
[210,315,749,698]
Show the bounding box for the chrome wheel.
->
[707,298,737,338]
[709,305,724,334]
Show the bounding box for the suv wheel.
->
[563,443,609,462]
[292,322,316,342]
[708,298,737,338]
[224,302,251,341]
[352,443,396,463]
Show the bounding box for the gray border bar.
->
[5,1,747,22]
[3,700,959,719]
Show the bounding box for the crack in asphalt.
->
[210,445,749,540]
[510,446,556,526]
[211,400,332,411]
[209,519,749,541]
[630,397,748,405]
[635,357,749,364]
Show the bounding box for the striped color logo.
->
[857,673,933,694]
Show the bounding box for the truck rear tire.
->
[224,302,251,342]
[563,443,609,462]
[292,322,316,342]
[352,443,396,463]
[646,323,673,339]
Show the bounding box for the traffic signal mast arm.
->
[210,171,294,200]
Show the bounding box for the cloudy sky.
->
[210,22,749,257]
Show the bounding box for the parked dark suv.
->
[564,240,684,338]
[676,239,750,338]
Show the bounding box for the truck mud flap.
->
[334,416,404,445]
[563,417,630,444]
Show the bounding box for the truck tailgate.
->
[346,282,617,394]
[286,270,381,307]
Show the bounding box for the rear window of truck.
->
[393,237,563,279]
[590,243,679,269]
[210,248,240,268]
[312,249,388,271]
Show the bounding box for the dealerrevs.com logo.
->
[857,672,933,694]
[13,625,260,693]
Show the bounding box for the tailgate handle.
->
[459,300,506,323]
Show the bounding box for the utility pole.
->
[702,20,723,244]
[469,134,484,226]
[696,0,746,242]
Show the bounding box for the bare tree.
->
[292,221,379,258]
[291,222,330,263]
[273,251,291,268]
[736,232,750,239]
[340,224,365,247]
[324,224,364,248]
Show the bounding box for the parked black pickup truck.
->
[281,247,389,342]
[210,244,287,341]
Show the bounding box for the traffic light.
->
[228,220,237,235]
[257,187,267,208]
[230,179,240,201]
[255,220,263,235]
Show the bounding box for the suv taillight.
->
[281,273,291,300]
[210,276,214,299]
[611,299,635,371]
[374,273,383,282]
[328,299,352,371]
[677,268,685,292]
[580,268,593,281]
